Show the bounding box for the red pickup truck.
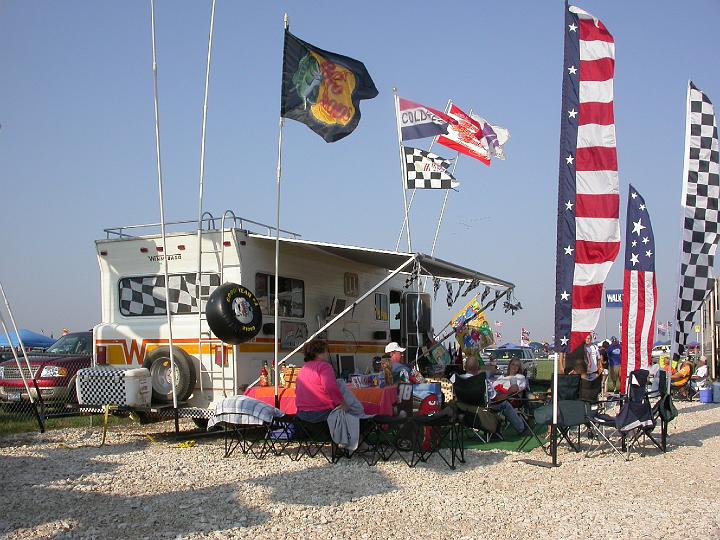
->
[0,332,92,408]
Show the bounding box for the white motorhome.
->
[93,212,514,418]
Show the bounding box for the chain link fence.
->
[0,335,97,434]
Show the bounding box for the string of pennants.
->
[398,271,524,315]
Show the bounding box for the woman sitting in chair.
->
[295,340,349,422]
[493,359,528,394]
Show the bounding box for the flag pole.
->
[393,88,412,252]
[396,99,452,252]
[273,13,289,408]
[149,0,178,413]
[428,100,458,259]
[195,0,216,396]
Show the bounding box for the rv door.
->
[402,292,432,363]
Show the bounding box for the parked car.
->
[484,345,538,379]
[0,331,92,408]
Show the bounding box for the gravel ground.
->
[1,401,719,540]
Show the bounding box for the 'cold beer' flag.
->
[553,5,620,354]
[398,97,451,141]
[621,185,657,392]
[281,30,378,142]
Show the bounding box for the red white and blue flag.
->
[554,5,620,354]
[398,97,452,141]
[621,185,657,392]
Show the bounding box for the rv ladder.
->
[195,210,238,399]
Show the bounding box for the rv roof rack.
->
[103,212,302,240]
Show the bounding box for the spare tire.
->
[142,346,195,403]
[206,283,262,345]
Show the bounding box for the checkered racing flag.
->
[403,146,459,189]
[673,82,720,353]
[446,281,454,307]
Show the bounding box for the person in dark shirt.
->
[606,337,622,393]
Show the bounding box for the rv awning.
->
[247,234,514,290]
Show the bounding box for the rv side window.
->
[118,273,220,317]
[374,293,388,321]
[255,273,305,318]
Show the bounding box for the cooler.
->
[76,367,151,407]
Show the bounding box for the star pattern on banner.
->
[568,65,577,75]
[568,109,577,119]
[560,290,569,301]
[564,245,574,255]
[632,219,646,236]
[566,155,574,165]
[565,200,574,211]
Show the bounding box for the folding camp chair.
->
[208,395,286,459]
[290,416,344,464]
[585,369,662,460]
[518,375,585,453]
[453,373,505,443]
[408,409,462,469]
[650,371,676,452]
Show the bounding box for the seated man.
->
[385,341,424,384]
[455,356,526,435]
[690,356,709,397]
[671,359,693,397]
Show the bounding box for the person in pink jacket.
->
[295,340,348,422]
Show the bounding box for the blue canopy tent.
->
[0,329,55,348]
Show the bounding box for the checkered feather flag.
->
[673,82,720,353]
[403,147,459,190]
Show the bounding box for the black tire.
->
[206,283,262,345]
[142,347,194,404]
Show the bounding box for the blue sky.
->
[1,1,718,343]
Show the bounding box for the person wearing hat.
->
[385,342,412,383]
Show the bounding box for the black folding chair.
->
[408,410,462,469]
[586,369,661,460]
[453,373,505,443]
[290,416,344,464]
[519,375,585,453]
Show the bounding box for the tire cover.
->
[206,283,263,345]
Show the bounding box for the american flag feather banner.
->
[621,185,657,393]
[554,4,620,354]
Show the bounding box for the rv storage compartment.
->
[76,367,151,407]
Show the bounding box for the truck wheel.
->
[143,347,194,404]
[206,283,262,345]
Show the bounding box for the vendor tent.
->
[0,329,55,348]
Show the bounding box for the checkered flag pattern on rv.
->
[119,273,220,316]
[403,146,459,189]
[674,82,720,352]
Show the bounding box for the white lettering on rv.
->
[148,254,182,262]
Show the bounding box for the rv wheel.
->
[206,283,262,345]
[142,347,195,404]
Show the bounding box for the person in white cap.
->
[385,342,411,383]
